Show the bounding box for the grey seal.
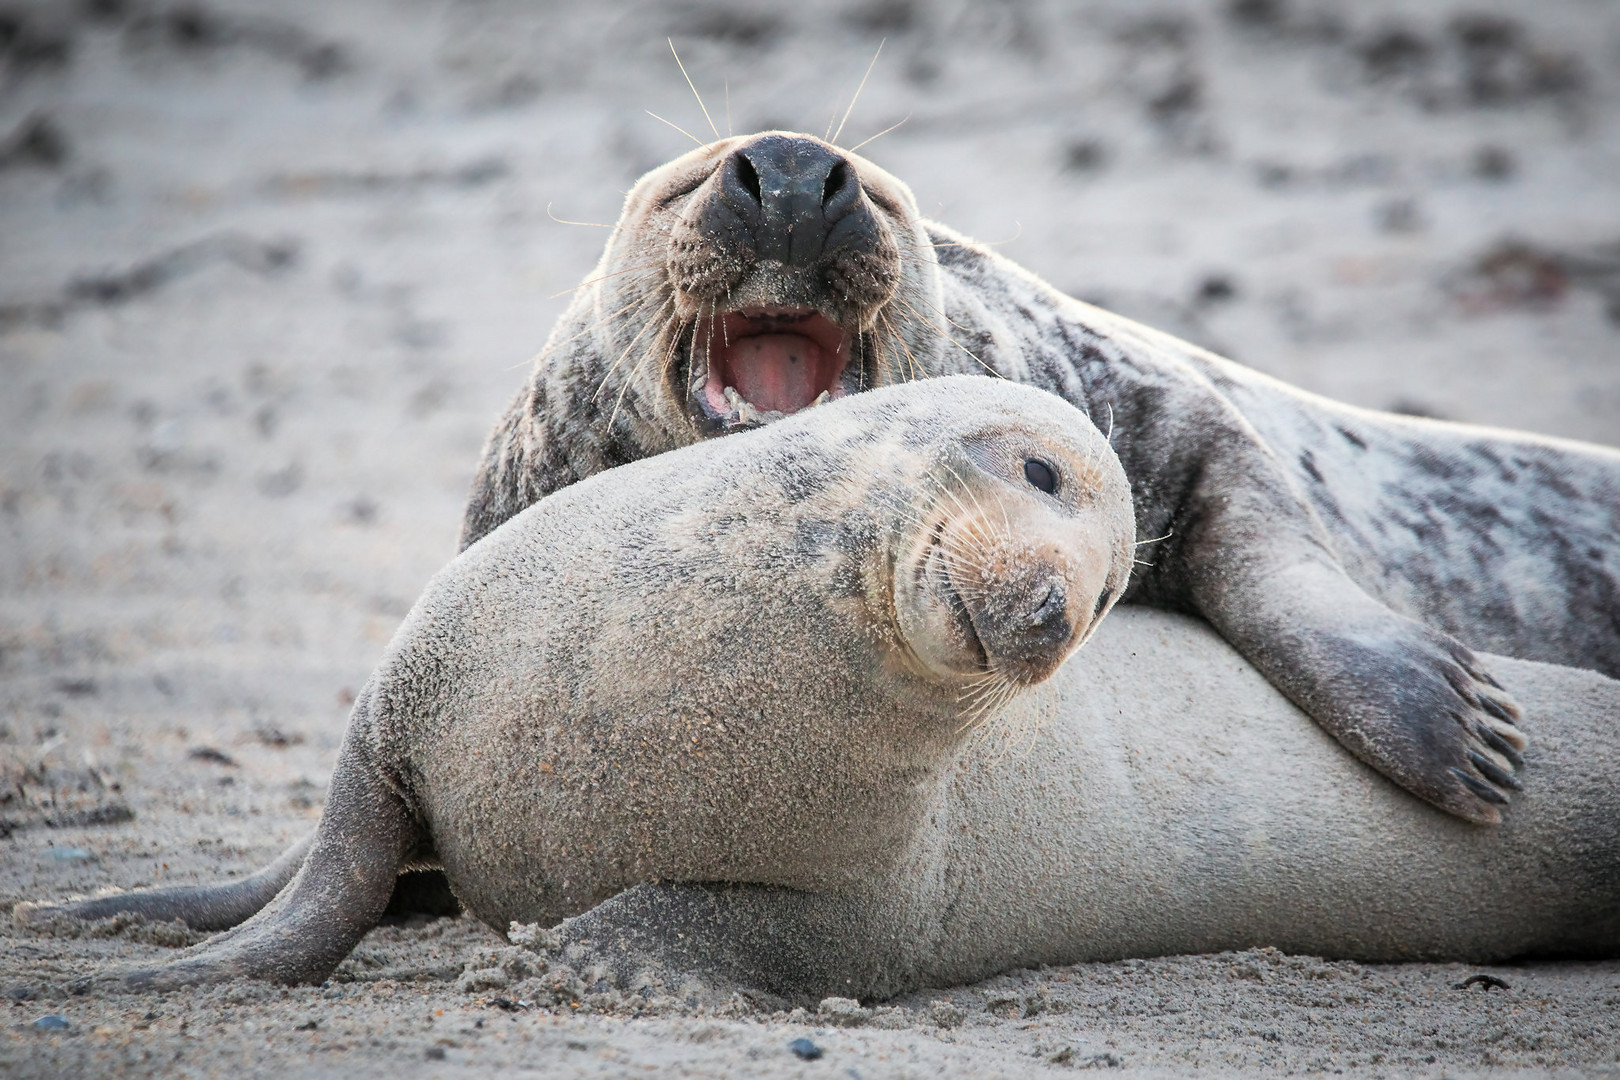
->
[461,129,1620,823]
[19,380,1617,998]
[16,377,1136,987]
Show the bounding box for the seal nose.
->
[1012,581,1074,660]
[971,578,1075,672]
[720,134,864,268]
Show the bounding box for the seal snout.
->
[987,578,1075,667]
[666,132,903,434]
[897,502,1120,693]
[717,136,866,270]
[953,545,1095,687]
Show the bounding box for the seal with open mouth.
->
[461,129,1620,825]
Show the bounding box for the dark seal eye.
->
[1023,457,1057,494]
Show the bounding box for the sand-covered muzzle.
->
[894,468,1127,699]
[665,132,911,433]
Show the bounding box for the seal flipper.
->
[539,881,922,1005]
[106,725,418,989]
[1193,553,1528,824]
[14,833,314,933]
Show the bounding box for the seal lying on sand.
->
[18,378,1133,985]
[462,130,1620,823]
[19,380,1619,994]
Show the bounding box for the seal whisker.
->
[890,293,1000,378]
[847,112,910,153]
[645,109,706,147]
[940,460,1010,537]
[878,307,926,383]
[658,311,690,373]
[831,39,885,148]
[547,262,662,300]
[545,203,616,229]
[610,306,684,429]
[880,309,916,384]
[666,39,721,142]
[560,289,660,358]
[593,299,665,404]
[955,679,1015,736]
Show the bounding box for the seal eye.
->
[1023,457,1057,494]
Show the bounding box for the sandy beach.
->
[3,0,1618,1075]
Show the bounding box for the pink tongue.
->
[724,335,826,413]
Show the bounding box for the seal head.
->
[578,130,941,442]
[889,424,1130,697]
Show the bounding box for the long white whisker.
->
[668,39,720,141]
[545,203,615,229]
[646,109,705,147]
[848,113,911,153]
[832,39,885,147]
[548,262,661,300]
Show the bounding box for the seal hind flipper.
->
[13,833,314,934]
[110,714,418,989]
[540,880,925,1007]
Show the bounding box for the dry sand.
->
[2,0,1618,1075]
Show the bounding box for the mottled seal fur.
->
[22,380,1619,998]
[462,130,1620,823]
[17,378,1136,988]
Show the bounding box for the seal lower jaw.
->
[683,308,861,433]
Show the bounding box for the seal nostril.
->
[823,162,847,206]
[1029,582,1067,629]
[735,154,762,205]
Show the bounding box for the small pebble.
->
[424,1046,447,1060]
[788,1036,823,1060]
[33,1015,69,1031]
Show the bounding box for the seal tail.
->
[107,711,418,989]
[14,833,315,933]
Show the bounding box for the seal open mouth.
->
[688,307,854,430]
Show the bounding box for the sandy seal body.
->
[462,129,1620,824]
[17,377,1135,987]
[18,379,1618,995]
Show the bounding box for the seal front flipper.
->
[1195,554,1528,824]
[107,716,417,989]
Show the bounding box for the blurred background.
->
[2,0,1618,899]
